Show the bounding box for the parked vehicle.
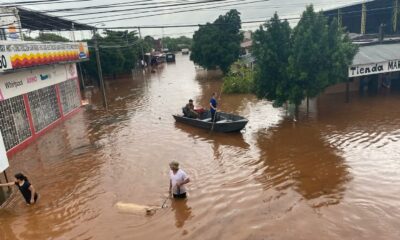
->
[181,48,189,55]
[166,53,176,62]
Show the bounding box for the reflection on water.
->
[170,199,192,228]
[1,55,400,239]
[255,119,350,207]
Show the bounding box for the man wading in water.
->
[169,161,190,199]
[0,173,39,205]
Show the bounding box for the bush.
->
[222,61,254,94]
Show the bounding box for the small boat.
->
[173,110,248,133]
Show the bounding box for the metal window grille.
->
[59,79,80,114]
[0,95,31,150]
[28,85,61,132]
[0,29,6,41]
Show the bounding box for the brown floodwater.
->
[1,54,400,240]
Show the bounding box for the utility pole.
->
[93,28,108,110]
[138,27,145,66]
[393,0,399,33]
[361,1,367,35]
[72,23,85,89]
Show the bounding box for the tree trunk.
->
[306,96,309,113]
[346,78,350,103]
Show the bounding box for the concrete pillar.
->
[361,2,367,35]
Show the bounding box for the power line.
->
[0,0,92,6]
[84,4,397,26]
[84,0,269,24]
[56,0,242,18]
[0,2,396,32]
[40,0,190,13]
[73,0,258,22]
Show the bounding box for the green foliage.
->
[36,33,70,42]
[252,6,358,107]
[287,5,358,105]
[191,9,243,74]
[23,33,69,42]
[82,30,152,81]
[222,61,254,94]
[253,13,291,106]
[162,36,192,52]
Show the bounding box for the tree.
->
[82,30,148,83]
[253,13,291,106]
[23,33,70,42]
[190,9,242,74]
[161,36,192,52]
[36,33,69,42]
[287,5,358,107]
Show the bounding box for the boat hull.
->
[173,112,248,133]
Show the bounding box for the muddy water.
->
[1,54,400,240]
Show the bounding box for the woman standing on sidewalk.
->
[0,173,38,205]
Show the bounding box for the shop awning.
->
[349,42,400,77]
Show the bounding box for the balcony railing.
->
[0,41,89,72]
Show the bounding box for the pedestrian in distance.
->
[210,92,218,122]
[169,161,190,199]
[0,173,39,205]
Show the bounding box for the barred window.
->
[59,79,80,114]
[0,95,31,150]
[28,86,61,132]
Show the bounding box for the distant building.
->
[0,7,91,158]
[324,0,399,35]
[322,1,400,96]
[240,31,255,69]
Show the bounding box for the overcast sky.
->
[12,0,363,39]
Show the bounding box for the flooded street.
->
[1,54,400,240]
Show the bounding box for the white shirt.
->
[170,169,189,195]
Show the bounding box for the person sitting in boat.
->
[183,99,199,118]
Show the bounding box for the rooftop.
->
[16,6,93,31]
[353,42,400,66]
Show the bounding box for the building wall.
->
[0,63,81,156]
[324,0,396,34]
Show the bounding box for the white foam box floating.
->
[115,202,158,215]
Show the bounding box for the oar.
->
[210,110,217,133]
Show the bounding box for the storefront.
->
[0,40,89,157]
[325,42,400,95]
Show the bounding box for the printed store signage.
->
[0,42,89,72]
[0,64,73,101]
[349,59,400,77]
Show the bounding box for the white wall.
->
[0,63,77,101]
[0,131,9,172]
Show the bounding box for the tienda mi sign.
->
[349,59,400,77]
[0,131,9,172]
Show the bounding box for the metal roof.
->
[17,7,94,31]
[352,43,400,66]
[323,0,372,12]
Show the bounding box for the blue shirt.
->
[210,97,217,113]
